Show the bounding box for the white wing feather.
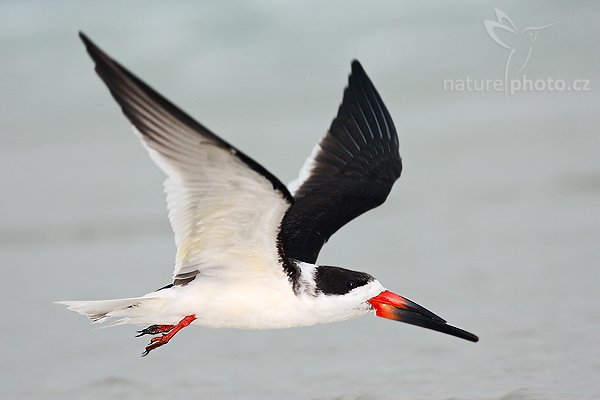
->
[79,34,292,283]
[136,127,290,281]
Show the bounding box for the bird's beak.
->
[368,290,479,342]
[532,22,559,31]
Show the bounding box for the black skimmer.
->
[59,33,478,356]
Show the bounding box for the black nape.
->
[314,266,374,295]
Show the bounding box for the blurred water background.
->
[1,1,599,399]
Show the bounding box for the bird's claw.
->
[141,334,170,357]
[150,335,165,343]
[135,324,174,337]
[137,315,196,357]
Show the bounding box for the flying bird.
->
[59,33,478,356]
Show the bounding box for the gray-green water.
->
[1,1,599,399]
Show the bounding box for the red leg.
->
[141,315,196,357]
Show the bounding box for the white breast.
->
[157,263,385,329]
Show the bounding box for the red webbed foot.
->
[139,315,196,357]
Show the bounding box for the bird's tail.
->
[56,296,164,326]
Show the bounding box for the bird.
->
[58,32,479,356]
[484,8,557,84]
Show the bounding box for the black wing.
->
[280,61,402,264]
[79,33,293,203]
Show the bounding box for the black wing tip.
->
[350,59,363,71]
[350,60,370,79]
[76,31,295,206]
[78,30,88,42]
[78,32,111,66]
[78,31,97,54]
[349,59,379,95]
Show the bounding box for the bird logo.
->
[484,8,557,89]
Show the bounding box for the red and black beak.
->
[368,290,478,342]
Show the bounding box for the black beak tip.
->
[392,307,479,343]
[435,321,479,343]
[463,331,479,343]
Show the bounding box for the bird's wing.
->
[79,33,297,284]
[281,61,402,264]
[483,18,519,50]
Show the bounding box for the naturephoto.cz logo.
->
[443,8,591,95]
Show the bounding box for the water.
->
[1,1,599,399]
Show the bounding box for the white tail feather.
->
[56,296,163,325]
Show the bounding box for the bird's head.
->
[522,22,558,43]
[311,265,478,342]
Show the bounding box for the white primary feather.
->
[287,141,322,196]
[77,34,294,284]
[133,127,291,282]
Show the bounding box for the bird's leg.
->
[141,314,196,357]
[136,324,175,337]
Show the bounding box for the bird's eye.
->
[347,280,356,289]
